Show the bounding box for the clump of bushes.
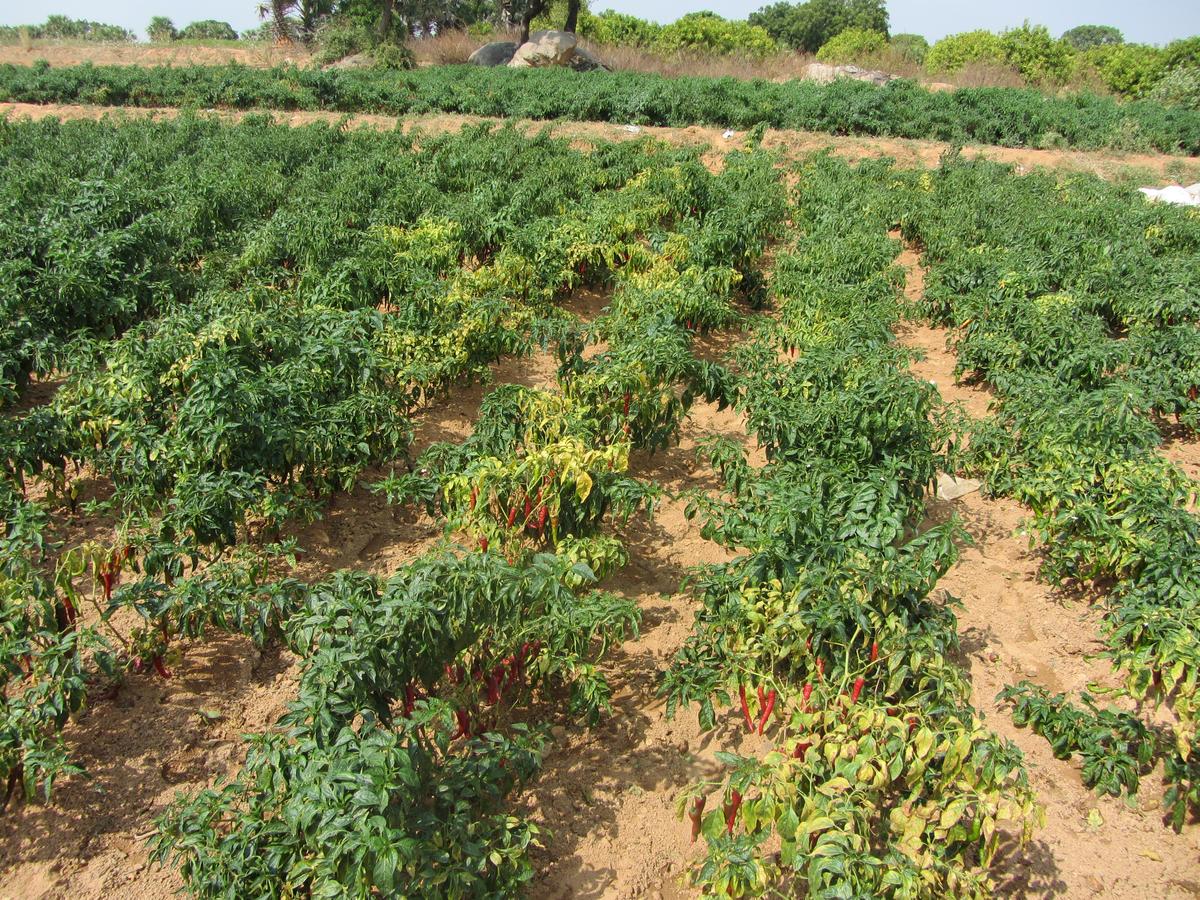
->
[1150,67,1200,110]
[815,27,886,64]
[579,10,779,58]
[0,15,134,43]
[178,20,239,42]
[313,20,414,69]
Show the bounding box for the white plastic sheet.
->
[1138,184,1200,207]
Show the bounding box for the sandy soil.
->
[3,102,1200,184]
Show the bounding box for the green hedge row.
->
[3,62,1199,154]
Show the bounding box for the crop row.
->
[897,157,1200,825]
[2,62,1200,154]
[662,155,1039,896]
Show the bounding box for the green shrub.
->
[1166,36,1200,72]
[999,22,1073,84]
[654,12,778,57]
[578,10,662,47]
[925,30,1005,75]
[749,0,889,54]
[178,20,239,41]
[0,15,136,43]
[372,42,414,70]
[889,32,928,63]
[314,21,373,64]
[1150,67,1200,111]
[147,17,177,43]
[1078,43,1167,97]
[815,27,886,64]
[1061,25,1123,51]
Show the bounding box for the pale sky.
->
[2,0,1197,45]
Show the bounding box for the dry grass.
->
[408,30,495,66]
[583,42,816,81]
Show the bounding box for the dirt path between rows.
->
[4,101,1200,182]
[892,236,1200,899]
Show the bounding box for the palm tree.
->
[258,0,333,43]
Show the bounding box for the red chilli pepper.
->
[61,596,77,629]
[404,684,417,718]
[802,682,813,710]
[739,684,754,732]
[469,487,478,510]
[486,670,501,705]
[622,391,631,416]
[689,795,706,842]
[757,689,777,735]
[479,536,489,553]
[454,708,471,739]
[536,506,548,533]
[507,507,518,528]
[152,656,173,679]
[850,677,865,705]
[870,641,879,663]
[724,790,742,835]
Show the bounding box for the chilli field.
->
[1,107,1200,899]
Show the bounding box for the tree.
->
[1061,24,1123,50]
[147,16,177,42]
[257,0,334,42]
[749,0,886,54]
[889,32,928,63]
[178,20,240,40]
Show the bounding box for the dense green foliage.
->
[3,62,1200,154]
[1150,66,1200,111]
[578,10,778,56]
[748,0,887,54]
[1061,24,1124,51]
[146,16,178,42]
[0,15,134,44]
[888,32,928,63]
[923,29,1005,75]
[177,20,239,42]
[815,26,885,63]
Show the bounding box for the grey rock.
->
[324,52,373,70]
[805,61,895,86]
[936,472,982,501]
[467,40,518,67]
